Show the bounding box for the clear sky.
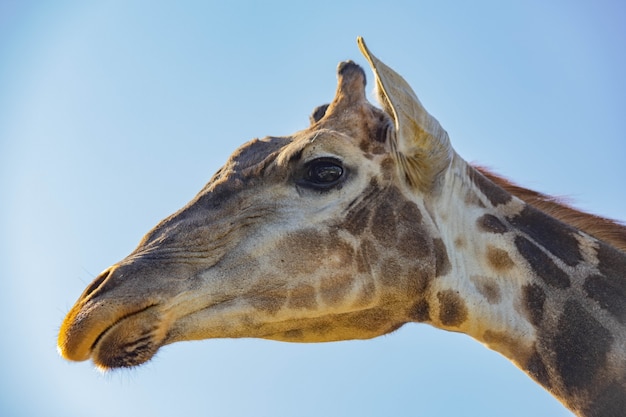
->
[1,1,624,416]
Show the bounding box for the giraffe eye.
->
[300,158,345,190]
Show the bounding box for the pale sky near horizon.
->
[1,2,624,417]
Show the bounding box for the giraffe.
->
[58,38,626,417]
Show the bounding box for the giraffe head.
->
[58,38,455,369]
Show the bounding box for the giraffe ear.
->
[357,37,452,191]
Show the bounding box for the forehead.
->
[226,124,388,177]
[223,136,290,173]
[276,129,384,166]
[205,87,394,201]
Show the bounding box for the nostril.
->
[83,268,112,298]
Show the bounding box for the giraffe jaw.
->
[59,292,406,369]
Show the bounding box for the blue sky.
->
[1,1,624,416]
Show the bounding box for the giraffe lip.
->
[89,304,165,369]
[89,304,156,351]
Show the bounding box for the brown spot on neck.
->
[433,238,451,277]
[409,299,431,322]
[486,246,514,272]
[477,214,508,234]
[583,270,626,325]
[521,283,546,327]
[554,301,613,395]
[436,290,468,327]
[468,166,512,206]
[514,235,571,289]
[509,205,582,267]
[526,350,552,389]
[470,275,501,304]
[483,330,530,365]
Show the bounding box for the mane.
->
[475,166,626,253]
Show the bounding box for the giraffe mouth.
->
[89,304,167,370]
[59,303,168,370]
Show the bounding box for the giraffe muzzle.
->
[57,265,169,368]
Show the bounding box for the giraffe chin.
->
[90,306,166,370]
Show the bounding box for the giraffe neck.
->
[419,155,626,416]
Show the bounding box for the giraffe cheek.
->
[379,256,402,287]
[351,277,377,308]
[246,280,290,315]
[320,274,355,307]
[286,283,318,311]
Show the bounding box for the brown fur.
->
[475,166,626,253]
